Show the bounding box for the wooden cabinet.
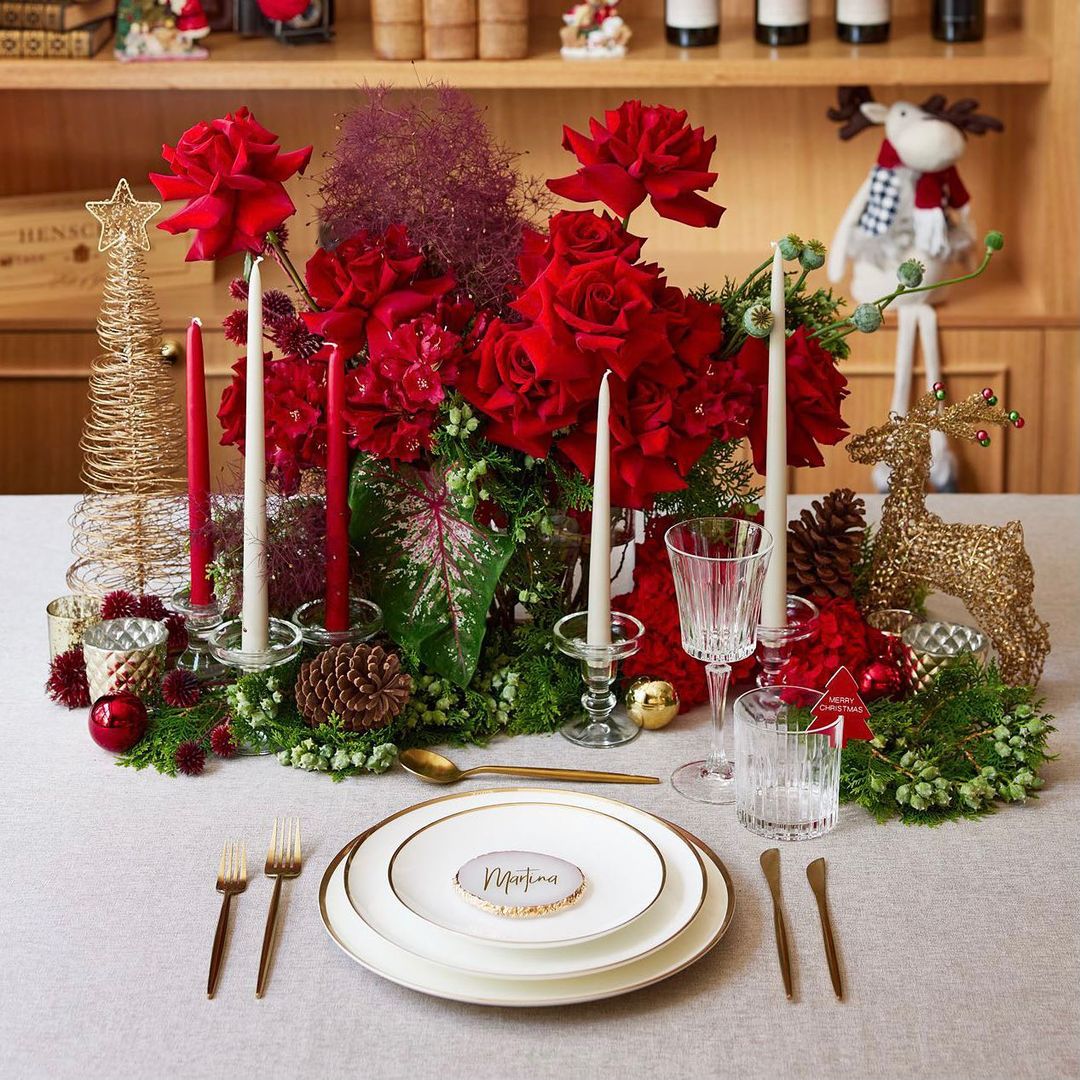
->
[0,0,1075,495]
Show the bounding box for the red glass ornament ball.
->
[981,386,994,400]
[857,658,904,702]
[975,429,990,442]
[89,692,148,753]
[933,381,946,392]
[1013,415,1025,429]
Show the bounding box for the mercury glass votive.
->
[46,594,102,659]
[292,597,383,648]
[901,620,989,692]
[82,618,168,701]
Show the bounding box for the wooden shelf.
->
[0,17,1049,92]
[0,252,1066,336]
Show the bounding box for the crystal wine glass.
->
[664,518,773,803]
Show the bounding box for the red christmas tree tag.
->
[807,666,874,748]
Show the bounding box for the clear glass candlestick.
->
[292,597,383,649]
[553,611,645,748]
[756,594,819,687]
[207,617,303,674]
[665,518,773,804]
[170,586,229,681]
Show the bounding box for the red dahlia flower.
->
[302,225,454,360]
[548,101,724,229]
[150,107,312,261]
[732,327,850,474]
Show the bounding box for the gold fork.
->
[256,817,302,998]
[207,840,247,999]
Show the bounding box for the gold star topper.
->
[85,178,160,253]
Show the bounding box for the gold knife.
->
[759,848,793,1000]
[806,857,843,1000]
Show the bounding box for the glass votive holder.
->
[866,608,921,638]
[207,617,304,673]
[82,618,169,702]
[901,620,989,693]
[170,586,229,682]
[292,597,383,649]
[553,611,645,748]
[734,685,842,842]
[46,594,102,659]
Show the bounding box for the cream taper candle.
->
[241,257,269,654]
[586,370,612,648]
[761,244,788,628]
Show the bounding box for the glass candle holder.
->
[46,594,102,659]
[901,620,989,693]
[82,618,169,701]
[866,608,921,639]
[207,617,303,674]
[553,611,645,748]
[170,586,229,681]
[292,597,383,649]
[756,595,819,687]
[734,686,842,841]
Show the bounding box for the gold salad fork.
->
[207,841,247,999]
[256,817,303,998]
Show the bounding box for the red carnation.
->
[731,326,850,474]
[302,225,454,359]
[151,107,312,262]
[781,597,894,690]
[548,101,724,229]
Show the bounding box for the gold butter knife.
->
[806,857,843,1000]
[759,848,793,1000]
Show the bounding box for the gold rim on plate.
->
[383,801,668,947]
[321,787,733,1004]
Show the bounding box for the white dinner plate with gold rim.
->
[320,788,734,1006]
[387,801,665,947]
[343,794,707,979]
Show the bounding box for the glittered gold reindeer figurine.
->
[847,384,1050,685]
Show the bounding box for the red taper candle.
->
[186,317,213,605]
[324,347,350,632]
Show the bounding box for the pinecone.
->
[295,642,412,731]
[787,488,866,599]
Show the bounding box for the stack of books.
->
[0,0,115,56]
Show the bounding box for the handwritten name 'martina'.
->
[483,865,559,896]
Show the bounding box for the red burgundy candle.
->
[325,347,350,632]
[186,317,213,605]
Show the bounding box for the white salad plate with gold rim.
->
[343,795,707,979]
[321,788,734,1006]
[386,801,665,947]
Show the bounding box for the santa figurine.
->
[171,0,210,40]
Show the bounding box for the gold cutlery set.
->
[207,818,303,999]
[760,850,843,1001]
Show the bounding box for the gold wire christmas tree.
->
[67,179,186,597]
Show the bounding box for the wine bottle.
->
[755,0,810,47]
[836,0,890,44]
[931,0,985,43]
[665,0,720,47]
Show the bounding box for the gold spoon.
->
[398,748,659,786]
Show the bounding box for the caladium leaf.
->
[349,456,515,686]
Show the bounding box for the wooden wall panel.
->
[1040,330,1080,492]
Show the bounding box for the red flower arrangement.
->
[548,101,725,229]
[150,107,312,262]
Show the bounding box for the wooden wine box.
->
[0,185,212,307]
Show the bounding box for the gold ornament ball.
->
[626,677,680,730]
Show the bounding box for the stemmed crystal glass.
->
[665,518,773,803]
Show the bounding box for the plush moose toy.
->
[827,86,1003,491]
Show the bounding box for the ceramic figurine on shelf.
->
[114,0,210,58]
[560,0,631,59]
[826,86,1003,491]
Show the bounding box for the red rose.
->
[458,319,591,460]
[303,225,454,359]
[518,210,644,287]
[548,101,724,229]
[150,107,312,261]
[345,316,461,463]
[516,255,671,382]
[734,326,850,474]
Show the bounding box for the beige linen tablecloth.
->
[2,494,1077,1080]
